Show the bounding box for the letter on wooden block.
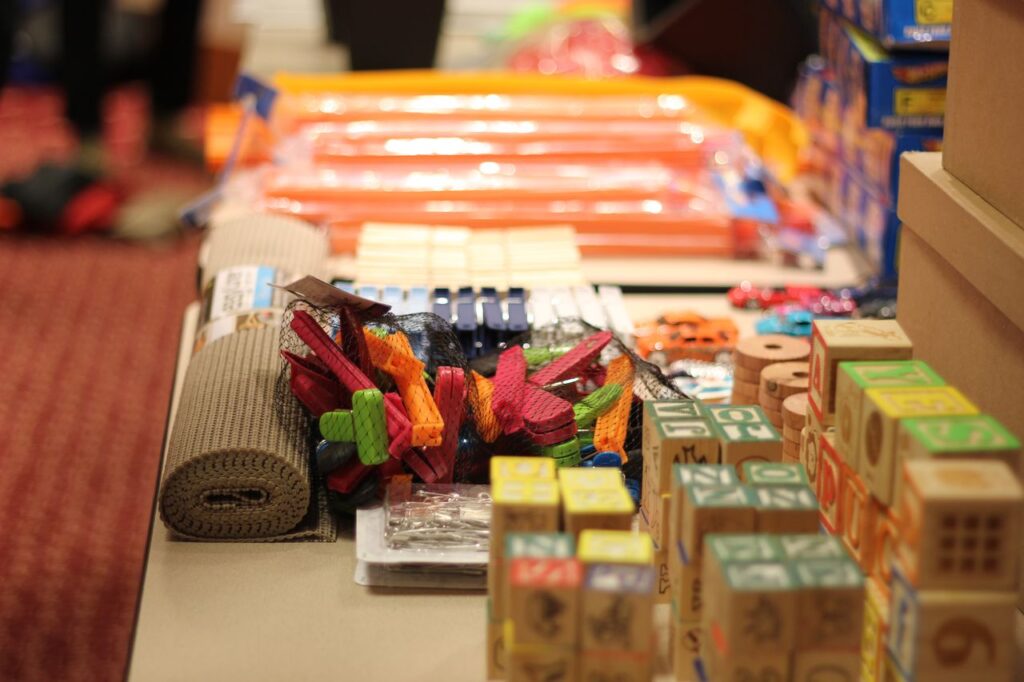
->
[895,460,1023,591]
[755,485,821,534]
[817,433,843,533]
[680,485,758,562]
[791,557,866,650]
[898,414,1022,481]
[708,405,784,471]
[742,461,810,487]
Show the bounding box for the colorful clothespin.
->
[281,350,344,416]
[593,354,634,460]
[363,328,444,447]
[422,366,467,483]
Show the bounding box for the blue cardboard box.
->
[824,0,951,49]
[833,160,900,277]
[819,10,949,129]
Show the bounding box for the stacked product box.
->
[795,3,948,277]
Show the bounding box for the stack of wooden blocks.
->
[701,533,865,681]
[730,335,810,408]
[799,318,1023,681]
[666,462,823,680]
[639,400,785,607]
[487,456,643,680]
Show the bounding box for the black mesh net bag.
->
[275,288,688,514]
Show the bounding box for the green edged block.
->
[673,464,739,490]
[319,409,355,442]
[742,461,809,486]
[505,532,575,559]
[707,404,770,426]
[902,414,1020,452]
[724,561,798,590]
[656,418,716,441]
[685,484,758,508]
[706,534,784,564]
[791,557,864,589]
[714,420,782,443]
[645,399,705,421]
[352,388,389,465]
[837,360,943,390]
[753,485,819,511]
[777,535,848,561]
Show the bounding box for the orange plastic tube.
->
[592,354,635,460]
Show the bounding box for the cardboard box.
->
[896,152,1024,447]
[943,0,1024,229]
[819,10,949,130]
[824,0,952,49]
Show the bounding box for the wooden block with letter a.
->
[581,564,656,654]
[834,360,944,471]
[816,433,843,534]
[706,405,783,472]
[840,463,879,572]
[860,578,890,682]
[886,568,1018,682]
[577,649,652,682]
[562,486,634,539]
[507,557,581,647]
[894,459,1023,591]
[791,555,865,651]
[858,385,980,506]
[807,319,913,426]
[754,484,820,534]
[898,414,1022,480]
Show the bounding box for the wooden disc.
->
[762,405,783,423]
[782,392,810,430]
[783,425,802,443]
[758,389,784,412]
[733,363,762,384]
[760,362,811,401]
[733,335,810,371]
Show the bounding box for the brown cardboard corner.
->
[897,152,1024,334]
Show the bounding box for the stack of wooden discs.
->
[781,392,809,462]
[730,335,810,405]
[759,362,811,427]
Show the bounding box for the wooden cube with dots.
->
[886,568,1018,682]
[858,386,979,506]
[834,360,944,470]
[894,459,1023,591]
[808,320,913,426]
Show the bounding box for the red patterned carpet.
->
[0,88,205,682]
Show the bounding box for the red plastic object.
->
[528,331,611,387]
[492,345,528,435]
[422,366,467,483]
[326,458,373,494]
[281,350,343,416]
[60,182,119,235]
[384,392,413,455]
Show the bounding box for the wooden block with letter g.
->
[808,319,913,426]
[886,568,1018,682]
[858,385,980,506]
[835,360,944,471]
[894,459,1023,592]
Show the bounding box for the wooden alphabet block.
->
[701,534,786,641]
[791,556,866,650]
[702,646,790,682]
[491,455,556,482]
[707,405,784,471]
[791,650,861,682]
[895,460,1023,591]
[741,461,810,487]
[709,560,800,655]
[817,433,843,534]
[581,564,656,654]
[754,485,820,534]
[840,463,879,572]
[777,533,847,561]
[860,578,890,682]
[643,400,706,443]
[867,508,900,590]
[680,485,758,562]
[886,569,1018,682]
[652,543,670,604]
[835,360,944,471]
[495,533,576,622]
[670,617,703,682]
[807,319,913,425]
[578,530,654,566]
[669,539,702,621]
[898,414,1022,480]
[505,637,576,682]
[487,609,507,680]
[562,486,634,539]
[507,557,581,647]
[669,464,740,548]
[858,386,980,505]
[491,479,561,559]
[557,467,624,491]
[647,418,721,497]
[577,650,652,682]
[800,405,833,492]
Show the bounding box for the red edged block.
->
[338,306,375,380]
[281,350,343,416]
[291,310,411,458]
[817,434,843,534]
[492,345,527,435]
[527,420,578,446]
[383,392,413,456]
[528,330,612,387]
[522,384,576,433]
[326,458,373,494]
[423,366,467,484]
